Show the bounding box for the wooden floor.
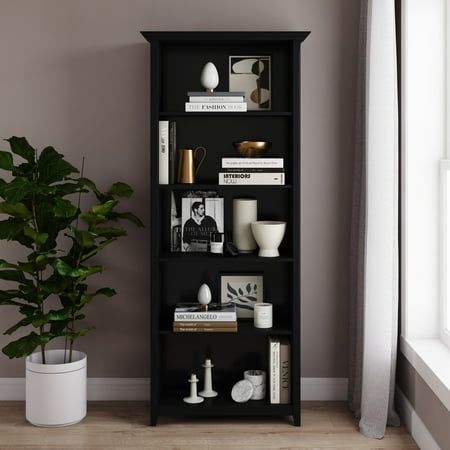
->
[0,401,418,450]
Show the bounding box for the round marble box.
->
[244,369,266,400]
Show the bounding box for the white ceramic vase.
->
[26,349,87,427]
[233,199,257,253]
[200,62,219,92]
[251,221,286,257]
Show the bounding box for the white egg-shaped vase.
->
[26,349,87,427]
[200,62,219,92]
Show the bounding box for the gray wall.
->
[0,0,359,378]
[397,355,450,450]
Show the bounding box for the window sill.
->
[400,336,450,411]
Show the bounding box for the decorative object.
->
[231,379,254,403]
[0,137,143,426]
[251,221,287,257]
[197,283,212,309]
[26,350,86,427]
[183,373,204,404]
[226,241,240,256]
[254,303,273,328]
[210,232,224,254]
[233,198,257,253]
[199,359,218,398]
[244,370,266,400]
[233,141,271,158]
[200,62,219,92]
[178,147,207,184]
[182,196,224,252]
[220,274,263,318]
[229,56,271,110]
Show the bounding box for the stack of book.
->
[268,336,291,404]
[173,303,237,332]
[218,157,285,185]
[185,92,247,112]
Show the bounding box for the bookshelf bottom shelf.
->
[158,394,293,417]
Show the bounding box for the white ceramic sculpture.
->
[183,373,204,404]
[233,198,257,253]
[199,359,218,398]
[197,283,212,307]
[200,62,219,92]
[251,221,287,257]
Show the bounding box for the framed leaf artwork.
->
[220,274,264,318]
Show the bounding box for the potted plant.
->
[0,137,143,426]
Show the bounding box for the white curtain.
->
[349,0,400,439]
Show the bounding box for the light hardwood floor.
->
[0,401,418,449]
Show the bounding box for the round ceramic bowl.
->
[251,221,286,257]
[233,141,271,157]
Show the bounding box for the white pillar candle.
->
[254,302,273,328]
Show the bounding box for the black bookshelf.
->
[142,31,309,427]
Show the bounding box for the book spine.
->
[173,327,237,332]
[222,168,285,173]
[218,172,284,185]
[188,91,245,97]
[279,338,290,404]
[158,121,169,185]
[173,321,237,327]
[222,158,284,169]
[189,96,244,103]
[269,337,280,404]
[169,122,177,184]
[174,313,237,321]
[185,102,247,112]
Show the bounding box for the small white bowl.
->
[250,221,286,257]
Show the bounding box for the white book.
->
[174,303,236,322]
[222,158,284,169]
[189,96,244,103]
[158,121,169,185]
[269,337,280,404]
[185,102,247,112]
[218,172,285,185]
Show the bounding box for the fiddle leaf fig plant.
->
[0,137,143,363]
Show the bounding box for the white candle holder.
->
[199,359,218,398]
[254,302,273,328]
[183,373,204,404]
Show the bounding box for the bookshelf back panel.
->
[160,43,292,112]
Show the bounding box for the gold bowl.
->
[233,141,271,157]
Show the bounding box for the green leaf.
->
[0,201,32,219]
[0,177,34,203]
[107,182,133,198]
[51,198,78,219]
[2,331,53,359]
[80,238,115,262]
[31,307,72,327]
[0,259,19,270]
[0,270,32,285]
[73,229,96,247]
[6,137,35,163]
[93,226,126,238]
[37,146,78,184]
[4,317,34,335]
[0,151,14,170]
[23,226,48,245]
[62,327,94,341]
[92,200,118,216]
[52,259,102,279]
[81,211,107,226]
[110,211,145,228]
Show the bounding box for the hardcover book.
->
[174,303,237,322]
[158,121,169,184]
[185,102,247,112]
[187,91,245,97]
[269,336,280,404]
[189,96,244,103]
[218,172,285,185]
[279,338,291,404]
[222,157,284,169]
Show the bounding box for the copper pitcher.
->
[177,147,207,184]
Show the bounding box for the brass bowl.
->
[233,141,271,157]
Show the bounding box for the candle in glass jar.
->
[254,302,273,328]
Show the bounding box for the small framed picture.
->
[220,274,264,318]
[229,56,271,110]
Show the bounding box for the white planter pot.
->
[251,221,287,257]
[26,349,87,427]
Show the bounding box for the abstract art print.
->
[220,274,263,318]
[229,56,271,110]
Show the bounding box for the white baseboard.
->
[0,377,348,401]
[396,387,441,450]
